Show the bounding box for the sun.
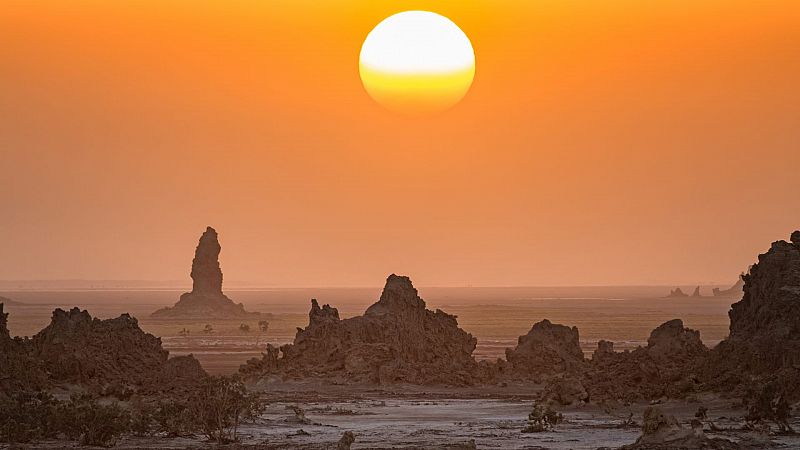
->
[359,11,475,115]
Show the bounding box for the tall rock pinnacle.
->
[151,227,259,319]
[190,227,223,295]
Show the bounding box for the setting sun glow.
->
[359,11,476,115]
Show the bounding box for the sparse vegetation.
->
[239,323,251,333]
[258,320,269,332]
[0,376,263,446]
[191,375,264,443]
[202,324,214,335]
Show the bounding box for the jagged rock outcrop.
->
[241,274,487,386]
[504,319,585,379]
[1,306,207,397]
[700,231,800,402]
[151,227,258,319]
[35,307,207,395]
[584,319,708,403]
[665,288,688,298]
[712,274,745,298]
[691,286,703,298]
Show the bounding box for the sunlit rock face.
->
[700,231,800,400]
[241,274,488,386]
[151,226,259,319]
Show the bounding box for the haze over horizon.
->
[2,1,799,287]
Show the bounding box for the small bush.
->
[522,401,563,433]
[191,376,264,443]
[61,394,131,447]
[0,392,61,443]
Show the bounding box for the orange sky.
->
[1,0,799,286]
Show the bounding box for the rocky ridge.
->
[1,306,207,397]
[241,274,489,386]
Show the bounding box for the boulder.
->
[151,227,259,319]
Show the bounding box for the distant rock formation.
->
[151,227,259,319]
[665,288,688,298]
[0,295,22,306]
[583,319,708,403]
[691,286,703,297]
[241,274,489,386]
[712,274,745,298]
[1,306,207,397]
[700,230,800,402]
[504,319,585,378]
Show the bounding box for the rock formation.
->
[700,230,800,402]
[712,273,745,298]
[1,306,207,397]
[691,286,702,297]
[151,227,258,319]
[620,407,749,450]
[241,274,487,386]
[0,302,8,340]
[504,319,585,379]
[0,295,22,306]
[583,319,708,403]
[665,288,688,298]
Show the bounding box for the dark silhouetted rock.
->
[1,306,206,397]
[691,286,702,297]
[241,274,485,386]
[31,307,207,395]
[504,319,585,378]
[0,302,8,340]
[700,231,800,402]
[151,227,259,319]
[584,320,707,403]
[337,431,355,450]
[665,288,688,298]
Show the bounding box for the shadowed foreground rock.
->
[583,319,708,403]
[700,230,800,403]
[617,406,767,449]
[241,274,491,385]
[151,226,259,319]
[1,306,207,397]
[504,319,585,379]
[712,274,745,298]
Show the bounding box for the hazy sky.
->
[1,1,799,286]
